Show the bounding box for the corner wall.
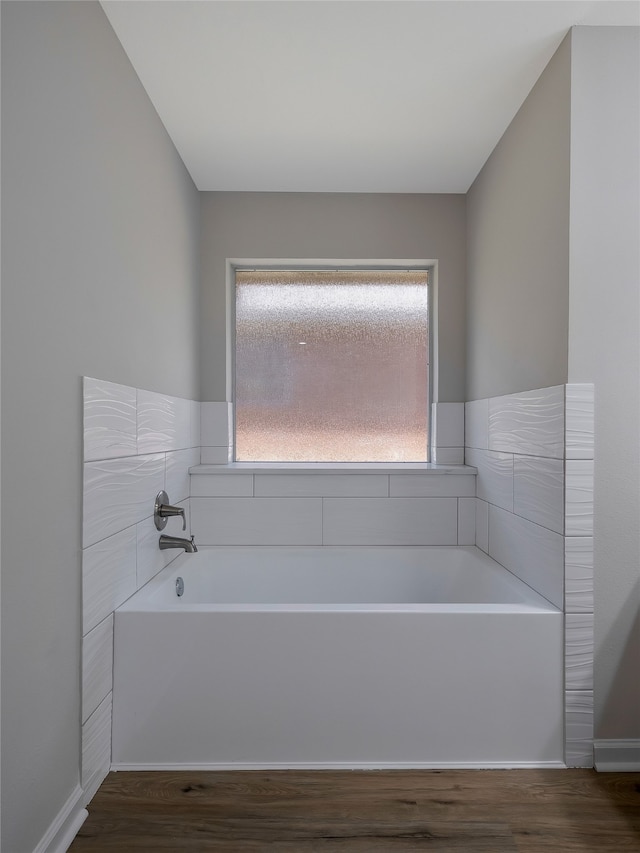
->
[567,27,640,743]
[1,3,200,850]
[466,32,571,400]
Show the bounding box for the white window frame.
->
[226,259,438,463]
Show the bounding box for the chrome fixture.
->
[159,534,198,553]
[154,490,186,531]
[176,577,184,597]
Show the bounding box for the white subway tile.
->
[82,693,112,788]
[458,498,476,545]
[201,402,231,446]
[83,377,137,461]
[565,537,594,613]
[189,400,201,449]
[565,614,594,691]
[83,527,137,634]
[174,396,192,450]
[513,456,564,533]
[83,453,165,547]
[565,691,594,768]
[465,399,489,451]
[565,460,594,536]
[465,448,513,511]
[82,615,113,725]
[191,474,254,497]
[565,384,594,460]
[488,386,564,458]
[488,505,564,608]
[390,474,475,498]
[165,448,200,503]
[139,391,191,453]
[430,447,464,465]
[255,474,388,498]
[191,497,322,545]
[200,446,231,464]
[323,498,458,546]
[475,499,489,553]
[432,402,464,447]
[137,390,178,454]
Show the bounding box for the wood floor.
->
[70,769,640,852]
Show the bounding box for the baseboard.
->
[594,739,640,772]
[111,760,567,771]
[32,785,88,853]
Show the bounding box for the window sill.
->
[190,462,477,475]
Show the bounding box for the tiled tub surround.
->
[465,386,566,608]
[200,401,234,463]
[430,402,465,464]
[196,400,475,545]
[81,377,200,800]
[83,384,592,779]
[190,466,478,546]
[465,384,595,767]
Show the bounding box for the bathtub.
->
[112,546,564,769]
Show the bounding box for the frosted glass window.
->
[235,270,429,462]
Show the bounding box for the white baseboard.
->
[594,739,640,771]
[33,785,88,853]
[111,760,567,771]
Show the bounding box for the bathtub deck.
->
[70,769,640,852]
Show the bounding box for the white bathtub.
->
[112,546,564,769]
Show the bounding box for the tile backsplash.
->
[81,377,200,800]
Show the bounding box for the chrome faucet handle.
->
[154,490,186,531]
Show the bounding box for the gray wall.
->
[1,3,200,850]
[200,192,466,402]
[466,34,571,400]
[567,27,640,738]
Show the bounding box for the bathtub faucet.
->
[158,534,198,553]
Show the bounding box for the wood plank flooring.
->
[70,770,640,852]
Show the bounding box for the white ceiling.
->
[101,1,640,193]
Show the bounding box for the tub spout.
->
[158,534,198,553]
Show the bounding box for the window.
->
[234,268,429,462]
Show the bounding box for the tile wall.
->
[465,386,566,608]
[81,377,200,799]
[194,402,475,546]
[430,402,465,464]
[563,385,595,767]
[465,383,595,767]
